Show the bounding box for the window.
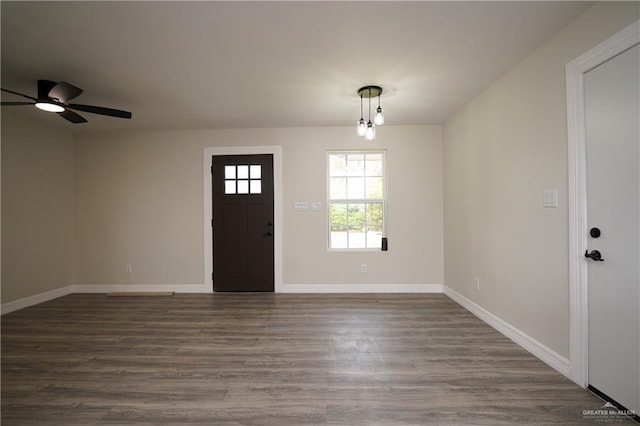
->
[328,151,385,249]
[224,164,262,194]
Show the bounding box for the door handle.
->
[585,249,604,262]
[262,231,273,237]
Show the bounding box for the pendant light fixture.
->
[356,85,384,140]
[357,92,366,136]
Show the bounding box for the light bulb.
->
[365,122,375,140]
[357,118,366,136]
[374,106,384,125]
[35,102,65,113]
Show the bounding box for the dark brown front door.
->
[212,154,274,292]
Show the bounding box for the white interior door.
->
[585,43,639,414]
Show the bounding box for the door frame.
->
[566,20,639,387]
[203,145,283,293]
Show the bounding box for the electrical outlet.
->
[474,277,480,291]
[361,264,368,274]
[126,264,133,273]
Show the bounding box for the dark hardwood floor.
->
[1,293,629,425]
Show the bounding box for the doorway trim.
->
[566,20,639,387]
[203,145,283,293]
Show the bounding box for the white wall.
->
[74,125,444,289]
[1,110,75,303]
[443,2,639,359]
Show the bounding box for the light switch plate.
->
[294,201,309,211]
[543,190,558,208]
[311,201,321,211]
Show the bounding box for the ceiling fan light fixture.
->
[2,80,132,123]
[35,101,65,113]
[356,85,383,139]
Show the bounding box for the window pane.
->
[365,177,383,199]
[225,180,236,194]
[347,203,365,231]
[330,203,347,231]
[347,177,364,199]
[346,154,365,176]
[250,180,261,194]
[250,165,261,179]
[367,225,383,234]
[365,154,383,176]
[329,154,347,176]
[237,180,249,194]
[225,165,236,179]
[330,231,348,249]
[329,177,346,199]
[348,230,366,248]
[366,203,383,227]
[366,228,383,248]
[237,165,249,179]
[329,202,348,249]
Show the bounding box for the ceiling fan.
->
[1,80,132,123]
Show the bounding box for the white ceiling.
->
[1,1,592,133]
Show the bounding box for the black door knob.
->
[585,249,604,262]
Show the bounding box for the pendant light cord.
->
[368,88,372,122]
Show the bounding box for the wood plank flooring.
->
[1,293,630,425]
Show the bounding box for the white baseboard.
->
[281,283,444,293]
[443,285,570,378]
[1,284,209,315]
[71,284,209,294]
[1,285,74,315]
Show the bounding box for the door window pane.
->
[250,165,261,179]
[225,180,236,194]
[237,165,249,179]
[237,180,249,194]
[250,180,262,194]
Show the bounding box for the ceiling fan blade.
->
[48,81,83,103]
[1,88,37,101]
[37,80,58,99]
[68,103,132,119]
[57,109,87,124]
[1,101,35,106]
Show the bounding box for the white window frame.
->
[327,150,387,251]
